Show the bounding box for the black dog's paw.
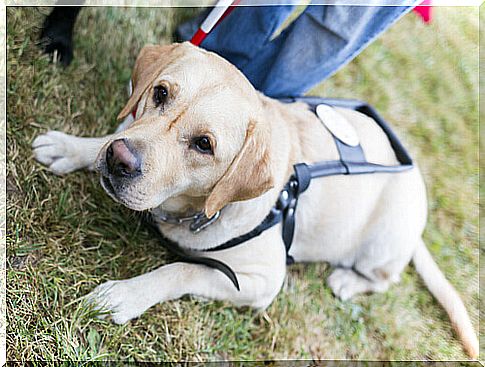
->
[39,30,73,66]
[39,7,81,67]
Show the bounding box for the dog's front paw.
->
[86,280,150,324]
[40,31,74,66]
[32,131,86,175]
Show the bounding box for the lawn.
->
[6,5,479,361]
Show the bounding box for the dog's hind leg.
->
[32,131,112,175]
[327,234,412,301]
[327,168,427,301]
[328,236,413,301]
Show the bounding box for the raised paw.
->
[32,131,88,175]
[86,280,151,324]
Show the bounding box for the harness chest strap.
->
[154,97,414,291]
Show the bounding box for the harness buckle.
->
[152,208,221,233]
[190,210,221,233]
[156,212,200,225]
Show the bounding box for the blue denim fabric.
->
[177,3,416,97]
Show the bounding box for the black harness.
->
[152,97,414,291]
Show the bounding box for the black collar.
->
[152,97,414,291]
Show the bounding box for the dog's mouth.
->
[99,173,164,211]
[100,175,120,202]
[97,153,178,212]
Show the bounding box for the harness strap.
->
[282,163,311,264]
[207,207,283,252]
[152,225,241,291]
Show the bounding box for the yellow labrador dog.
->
[32,42,478,357]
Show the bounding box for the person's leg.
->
[241,3,417,97]
[175,4,297,70]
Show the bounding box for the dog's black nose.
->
[106,139,141,177]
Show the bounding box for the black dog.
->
[40,6,81,66]
[39,6,205,66]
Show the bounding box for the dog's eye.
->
[191,136,213,155]
[153,85,168,107]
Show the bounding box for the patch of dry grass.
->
[6,6,479,361]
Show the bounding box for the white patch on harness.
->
[316,104,360,147]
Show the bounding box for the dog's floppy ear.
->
[117,44,177,121]
[204,120,274,218]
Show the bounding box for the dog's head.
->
[96,42,274,218]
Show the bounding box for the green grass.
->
[6,6,479,361]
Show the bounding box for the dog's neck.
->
[150,194,222,234]
[152,188,280,251]
[156,194,207,215]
